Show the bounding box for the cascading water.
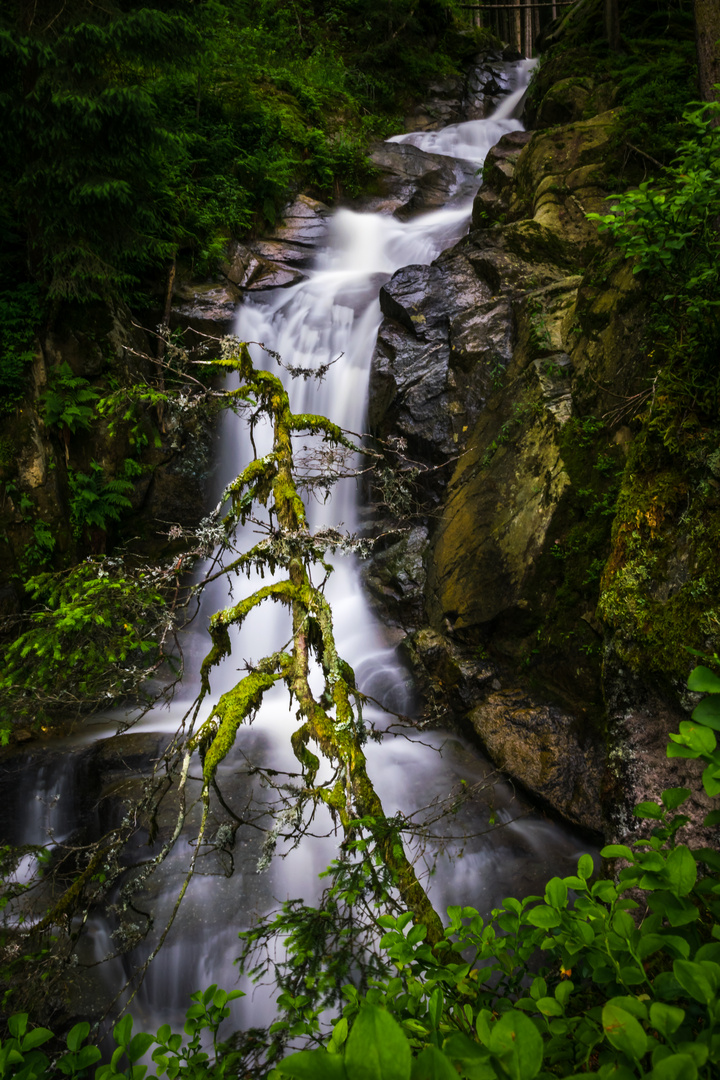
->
[3,60,595,1033]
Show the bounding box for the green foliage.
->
[43,364,99,438]
[0,0,469,303]
[266,659,720,1080]
[0,985,243,1080]
[0,558,167,731]
[588,99,720,365]
[68,462,134,537]
[0,285,43,410]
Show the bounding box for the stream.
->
[3,59,596,1035]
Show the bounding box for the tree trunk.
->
[605,0,620,50]
[694,0,720,102]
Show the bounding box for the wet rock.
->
[468,689,605,833]
[472,130,532,227]
[369,247,514,466]
[404,627,495,714]
[403,53,512,130]
[363,142,475,219]
[219,195,330,292]
[172,281,239,333]
[362,526,429,628]
[533,76,594,128]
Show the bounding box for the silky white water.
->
[5,59,595,1033]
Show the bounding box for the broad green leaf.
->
[536,997,563,1017]
[703,764,720,796]
[344,1006,411,1080]
[638,933,689,960]
[525,905,561,929]
[488,1010,543,1080]
[648,1054,698,1080]
[692,695,720,729]
[74,1045,102,1070]
[577,854,594,880]
[649,1002,684,1038]
[606,996,647,1021]
[114,1015,133,1047]
[277,1050,347,1080]
[8,1016,28,1039]
[127,1033,155,1063]
[687,665,720,693]
[601,845,633,860]
[545,878,568,910]
[67,1022,90,1053]
[410,1047,458,1080]
[602,1003,648,1060]
[665,845,697,897]
[673,960,713,1004]
[634,802,663,820]
[21,1028,53,1051]
[661,788,691,811]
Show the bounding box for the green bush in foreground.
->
[5,660,720,1079]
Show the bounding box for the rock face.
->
[219,194,331,291]
[362,143,476,219]
[365,85,714,839]
[404,54,519,131]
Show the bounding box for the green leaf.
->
[665,845,697,897]
[692,695,720,729]
[601,845,633,860]
[410,1048,458,1080]
[661,788,692,811]
[277,1050,347,1080]
[606,996,647,1021]
[647,1054,698,1080]
[127,1033,155,1063]
[488,1010,543,1080]
[577,854,594,880]
[536,997,563,1017]
[67,1022,90,1052]
[649,1002,685,1038]
[545,878,568,909]
[602,1003,648,1060]
[672,960,713,1004]
[8,1016,28,1039]
[344,1006,411,1080]
[635,801,664,820]
[21,1028,53,1051]
[525,905,561,929]
[687,665,720,693]
[114,1015,133,1048]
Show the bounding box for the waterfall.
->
[1,58,594,1034]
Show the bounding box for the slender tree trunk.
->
[605,0,620,50]
[694,0,720,102]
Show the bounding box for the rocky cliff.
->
[364,67,720,845]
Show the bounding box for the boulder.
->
[468,688,605,832]
[362,142,475,218]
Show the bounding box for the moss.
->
[517,412,624,721]
[598,422,720,678]
[197,669,282,785]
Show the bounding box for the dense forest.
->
[2,0,720,1078]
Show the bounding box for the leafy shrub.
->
[272,659,720,1080]
[0,985,243,1080]
[0,558,167,733]
[43,365,99,440]
[68,462,133,538]
[0,284,43,410]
